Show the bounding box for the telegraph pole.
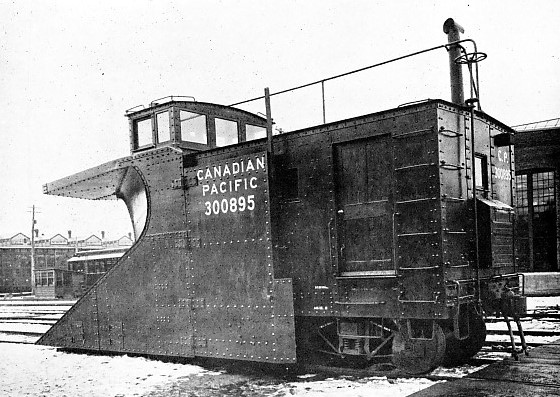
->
[30,205,36,296]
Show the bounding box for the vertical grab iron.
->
[468,100,483,307]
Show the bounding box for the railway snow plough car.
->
[38,19,526,374]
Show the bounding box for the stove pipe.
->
[443,18,465,105]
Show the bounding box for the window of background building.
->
[47,271,54,286]
[516,174,528,215]
[56,271,63,286]
[515,170,557,272]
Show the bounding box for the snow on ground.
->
[0,333,39,344]
[0,304,68,320]
[0,343,438,397]
[485,333,560,345]
[241,377,437,397]
[527,296,560,309]
[0,322,51,334]
[0,343,209,397]
[0,296,558,396]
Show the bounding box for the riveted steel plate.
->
[38,148,195,357]
[184,151,297,363]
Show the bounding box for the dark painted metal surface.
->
[39,144,296,363]
[38,98,520,371]
[183,151,296,363]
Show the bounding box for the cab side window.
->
[156,111,171,143]
[135,118,153,148]
[246,124,267,141]
[215,118,238,147]
[180,110,207,144]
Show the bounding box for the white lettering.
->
[495,167,512,181]
[203,195,256,216]
[249,177,257,189]
[221,199,228,213]
[497,149,509,164]
[199,156,266,216]
[256,156,265,170]
[246,159,255,172]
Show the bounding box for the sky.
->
[0,0,559,240]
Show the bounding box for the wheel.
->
[392,322,446,375]
[444,310,487,365]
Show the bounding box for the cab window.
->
[156,111,171,143]
[246,124,267,141]
[215,118,238,147]
[180,110,207,144]
[135,118,152,147]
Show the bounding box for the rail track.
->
[0,301,73,344]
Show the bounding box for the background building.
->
[0,235,75,294]
[514,118,560,272]
[0,232,133,295]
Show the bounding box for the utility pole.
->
[264,87,273,156]
[29,205,38,296]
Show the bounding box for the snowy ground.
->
[0,344,437,397]
[0,296,558,397]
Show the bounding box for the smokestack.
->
[101,231,105,240]
[443,18,465,105]
[68,230,72,239]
